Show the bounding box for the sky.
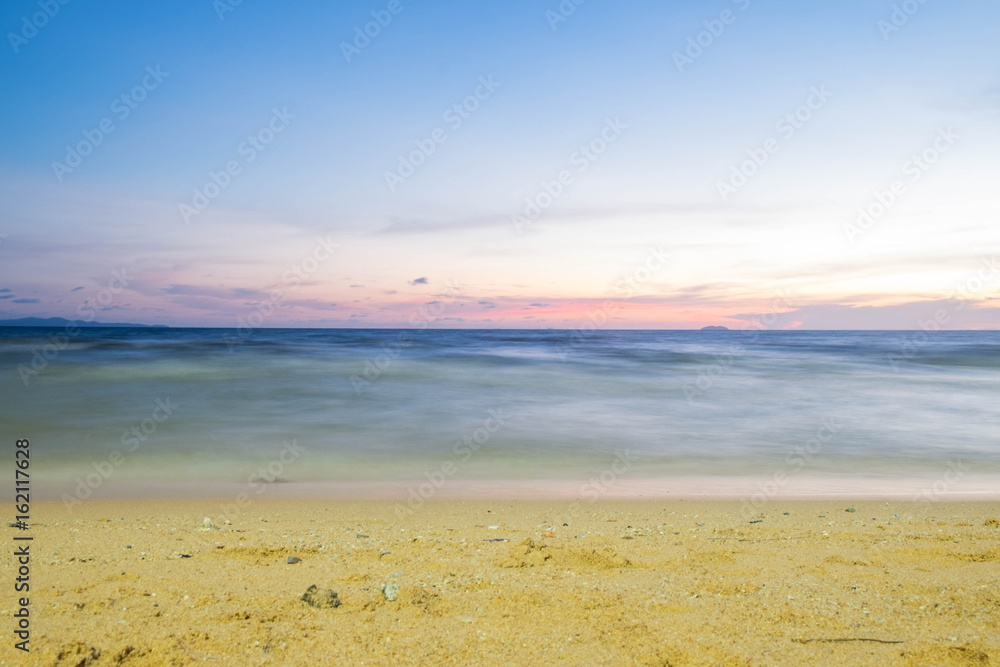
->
[0,0,998,329]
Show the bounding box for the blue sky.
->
[1,0,998,327]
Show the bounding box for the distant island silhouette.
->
[0,317,167,328]
[700,325,730,331]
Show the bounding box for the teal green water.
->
[3,328,999,493]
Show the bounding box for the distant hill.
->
[700,325,730,331]
[0,317,167,328]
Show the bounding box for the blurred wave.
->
[2,327,998,484]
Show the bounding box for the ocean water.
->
[2,327,999,496]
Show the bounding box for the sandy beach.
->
[4,499,998,666]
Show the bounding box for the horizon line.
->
[0,323,997,333]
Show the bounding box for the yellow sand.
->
[3,499,999,666]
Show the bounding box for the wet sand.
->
[4,499,999,666]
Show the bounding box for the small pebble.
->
[382,583,400,602]
[287,556,302,564]
[846,508,857,513]
[301,585,340,609]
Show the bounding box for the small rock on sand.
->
[287,556,302,564]
[301,585,340,608]
[382,583,399,602]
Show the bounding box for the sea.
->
[2,327,998,501]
